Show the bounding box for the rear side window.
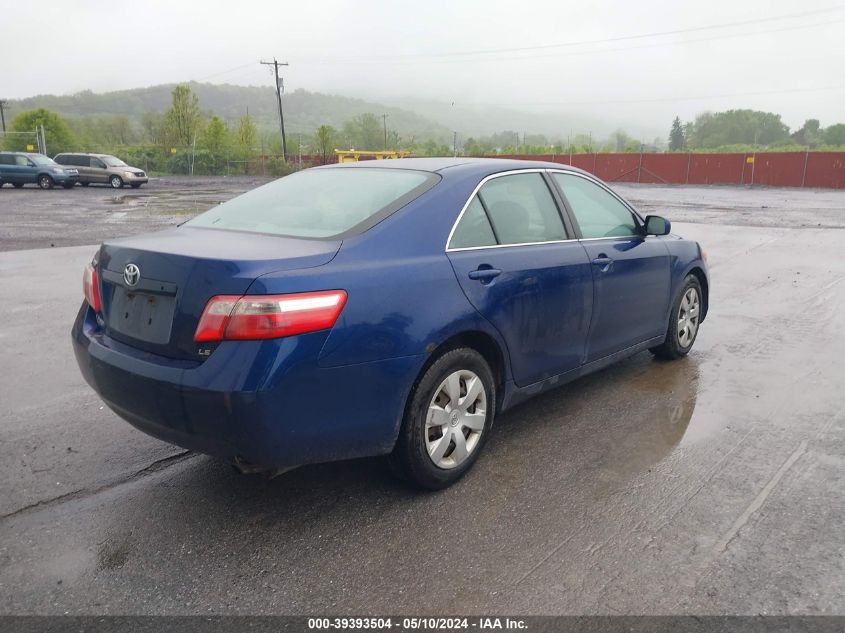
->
[186,168,438,239]
[552,173,638,238]
[0,155,14,165]
[477,173,566,245]
[73,155,90,167]
[449,196,496,249]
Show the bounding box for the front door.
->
[550,172,671,362]
[447,171,593,386]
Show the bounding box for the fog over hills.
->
[7,82,662,146]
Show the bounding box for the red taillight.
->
[194,290,348,343]
[83,263,102,313]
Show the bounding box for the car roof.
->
[321,156,593,178]
[55,152,110,157]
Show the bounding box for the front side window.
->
[15,155,30,166]
[29,155,54,166]
[102,155,126,167]
[552,173,639,238]
[187,168,437,239]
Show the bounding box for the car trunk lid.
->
[97,226,341,360]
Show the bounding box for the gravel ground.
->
[0,178,843,616]
[1,176,843,253]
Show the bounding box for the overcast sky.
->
[2,0,844,132]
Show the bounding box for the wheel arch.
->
[686,266,709,321]
[402,329,509,425]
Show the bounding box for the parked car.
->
[72,158,709,489]
[0,152,79,189]
[53,153,148,188]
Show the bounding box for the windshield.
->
[186,168,438,238]
[101,156,127,167]
[30,155,55,166]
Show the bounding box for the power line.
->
[194,62,258,82]
[295,6,844,64]
[260,58,290,161]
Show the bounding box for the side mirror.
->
[644,215,671,236]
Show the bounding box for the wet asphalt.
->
[0,180,843,614]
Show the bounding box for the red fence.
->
[495,152,845,189]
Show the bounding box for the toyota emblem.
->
[123,263,141,287]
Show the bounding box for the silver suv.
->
[53,153,148,189]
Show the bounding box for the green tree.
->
[823,123,845,146]
[199,116,230,154]
[342,113,382,149]
[688,109,790,148]
[608,129,632,152]
[198,116,231,173]
[140,111,166,146]
[313,124,337,163]
[164,85,202,147]
[669,116,686,151]
[234,113,258,157]
[7,108,75,154]
[791,119,822,147]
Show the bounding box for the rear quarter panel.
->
[246,169,510,373]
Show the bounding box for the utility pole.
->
[260,58,290,161]
[382,114,389,150]
[0,100,7,133]
[453,131,457,157]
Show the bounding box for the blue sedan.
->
[72,158,708,489]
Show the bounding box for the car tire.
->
[62,182,75,189]
[390,347,495,490]
[650,274,703,360]
[81,182,90,187]
[38,175,54,190]
[109,175,123,189]
[13,183,24,189]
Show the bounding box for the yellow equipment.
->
[335,150,411,163]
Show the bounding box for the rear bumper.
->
[72,304,424,466]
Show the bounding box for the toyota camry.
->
[72,158,708,489]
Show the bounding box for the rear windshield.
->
[186,167,438,238]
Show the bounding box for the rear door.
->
[72,155,93,182]
[550,172,671,362]
[0,154,15,183]
[447,171,593,386]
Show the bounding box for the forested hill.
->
[9,82,454,142]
